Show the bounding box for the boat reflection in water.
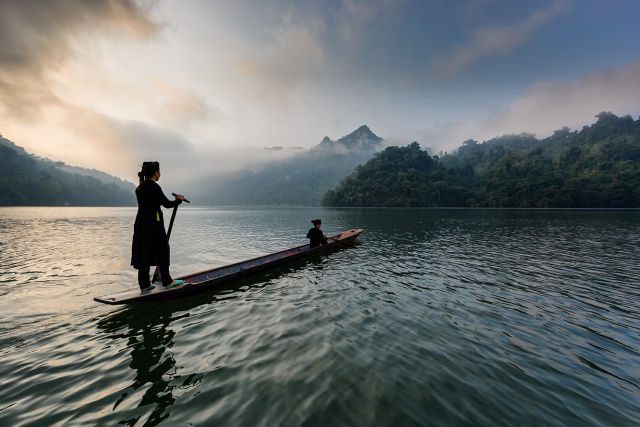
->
[94,248,343,425]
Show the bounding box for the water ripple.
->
[0,207,639,426]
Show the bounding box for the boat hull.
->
[94,229,362,305]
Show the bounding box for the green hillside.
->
[322,112,640,208]
[0,136,135,206]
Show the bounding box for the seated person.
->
[307,219,328,248]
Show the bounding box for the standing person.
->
[131,161,185,292]
[306,219,328,248]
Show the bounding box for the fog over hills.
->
[0,125,386,207]
[191,125,385,206]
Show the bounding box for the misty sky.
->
[1,0,639,185]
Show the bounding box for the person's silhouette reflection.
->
[98,310,177,426]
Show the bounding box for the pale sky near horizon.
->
[1,0,639,185]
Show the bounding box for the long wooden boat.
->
[94,228,363,305]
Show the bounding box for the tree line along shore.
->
[322,112,640,208]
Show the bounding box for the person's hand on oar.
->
[172,193,190,203]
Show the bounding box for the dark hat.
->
[311,219,322,225]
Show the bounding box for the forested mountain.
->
[322,112,640,207]
[198,125,384,206]
[50,162,134,193]
[0,136,135,206]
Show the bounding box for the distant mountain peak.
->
[353,125,373,134]
[316,125,383,151]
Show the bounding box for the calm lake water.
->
[0,207,639,426]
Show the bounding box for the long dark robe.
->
[131,180,181,269]
[306,227,327,248]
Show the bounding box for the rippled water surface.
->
[0,207,639,426]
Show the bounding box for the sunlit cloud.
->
[150,80,220,128]
[0,0,163,179]
[432,0,568,76]
[0,0,158,122]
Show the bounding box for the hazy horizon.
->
[1,0,639,189]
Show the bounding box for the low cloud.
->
[432,0,567,76]
[151,80,220,128]
[16,106,192,183]
[421,61,640,151]
[68,112,304,190]
[486,61,640,137]
[230,12,326,103]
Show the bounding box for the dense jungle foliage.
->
[322,113,640,207]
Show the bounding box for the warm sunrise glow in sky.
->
[1,0,639,183]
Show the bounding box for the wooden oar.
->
[152,193,190,283]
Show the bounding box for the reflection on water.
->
[94,260,322,426]
[97,309,178,426]
[0,207,639,426]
